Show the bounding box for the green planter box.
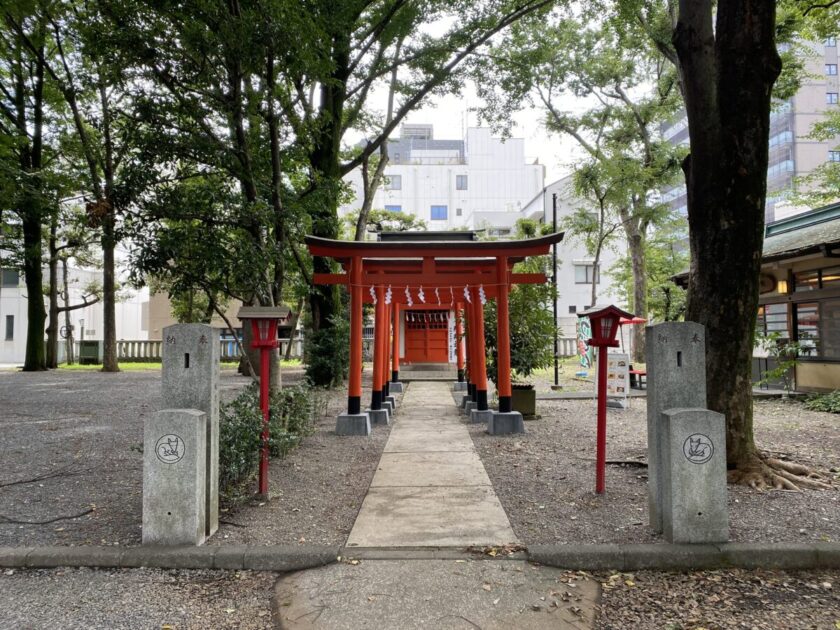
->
[511,386,536,417]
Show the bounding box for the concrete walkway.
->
[346,381,517,548]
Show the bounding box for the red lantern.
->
[577,304,634,494]
[237,306,287,498]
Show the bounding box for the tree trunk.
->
[46,210,59,369]
[674,0,780,469]
[629,231,647,364]
[284,297,305,361]
[100,211,119,372]
[21,206,46,371]
[62,258,74,364]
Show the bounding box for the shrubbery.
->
[219,382,319,501]
[804,390,840,414]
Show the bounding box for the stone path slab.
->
[347,381,517,548]
[274,559,599,629]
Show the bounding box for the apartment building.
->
[520,175,624,338]
[340,124,544,232]
[662,38,840,222]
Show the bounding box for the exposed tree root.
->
[727,453,833,491]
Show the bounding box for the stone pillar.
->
[660,408,729,543]
[161,323,219,537]
[646,322,707,533]
[143,409,207,545]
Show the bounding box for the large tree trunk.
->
[674,0,780,470]
[46,210,59,369]
[100,211,119,372]
[21,207,46,371]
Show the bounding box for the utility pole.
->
[552,192,559,387]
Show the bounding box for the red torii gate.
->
[305,232,563,435]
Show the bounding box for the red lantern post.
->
[237,306,286,498]
[578,304,633,494]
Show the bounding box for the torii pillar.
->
[469,287,495,424]
[488,255,525,434]
[335,257,371,436]
[366,285,390,425]
[389,303,404,393]
[453,302,467,392]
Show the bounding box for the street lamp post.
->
[237,306,285,498]
[578,304,633,494]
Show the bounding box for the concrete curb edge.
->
[529,542,840,571]
[2,543,838,571]
[0,545,339,572]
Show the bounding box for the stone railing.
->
[116,338,304,362]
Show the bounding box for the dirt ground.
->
[469,395,840,545]
[0,367,389,548]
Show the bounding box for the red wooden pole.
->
[348,257,363,415]
[471,287,489,411]
[455,302,465,382]
[371,286,385,410]
[382,301,391,396]
[391,303,400,382]
[465,294,474,400]
[596,344,608,494]
[258,345,271,496]
[496,256,512,413]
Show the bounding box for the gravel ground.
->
[0,567,277,629]
[595,568,840,629]
[469,396,840,545]
[0,367,389,548]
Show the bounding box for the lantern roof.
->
[577,304,634,320]
[237,306,291,320]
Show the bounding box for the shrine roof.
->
[305,232,564,262]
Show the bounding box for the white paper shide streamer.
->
[464,284,471,303]
[370,285,377,304]
[385,285,392,305]
[404,285,413,307]
[479,284,487,305]
[418,285,426,303]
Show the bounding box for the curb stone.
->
[529,542,840,571]
[3,543,838,571]
[0,545,339,572]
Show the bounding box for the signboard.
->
[594,351,630,409]
[577,317,593,369]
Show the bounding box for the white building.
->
[340,124,544,232]
[0,261,148,365]
[520,175,624,337]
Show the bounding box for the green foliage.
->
[342,208,427,238]
[756,332,803,392]
[304,313,350,388]
[609,215,689,321]
[804,390,840,413]
[219,382,317,500]
[483,220,555,384]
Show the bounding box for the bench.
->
[629,369,647,389]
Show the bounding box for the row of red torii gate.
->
[305,230,564,435]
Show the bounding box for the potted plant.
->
[483,221,556,416]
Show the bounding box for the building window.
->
[821,299,840,358]
[827,64,838,75]
[795,302,820,356]
[831,151,840,162]
[456,175,468,190]
[430,205,448,220]
[385,174,401,190]
[568,305,577,314]
[384,205,402,213]
[1,268,18,287]
[826,36,837,47]
[794,269,820,291]
[574,264,600,284]
[4,315,12,341]
[393,153,400,164]
[456,207,462,217]
[828,93,839,105]
[761,303,791,342]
